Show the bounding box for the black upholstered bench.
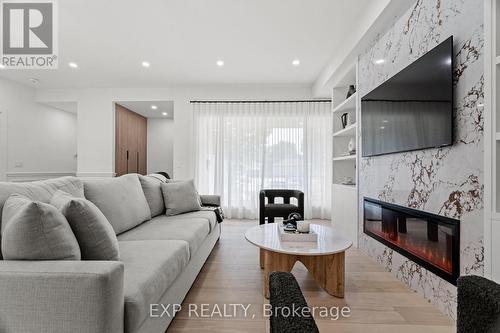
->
[269,272,319,333]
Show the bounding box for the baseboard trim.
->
[6,172,76,182]
[76,172,115,178]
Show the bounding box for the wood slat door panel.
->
[115,104,147,176]
[138,116,147,175]
[115,104,129,176]
[127,111,139,174]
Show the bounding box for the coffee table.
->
[245,223,352,299]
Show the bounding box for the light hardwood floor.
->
[168,220,456,333]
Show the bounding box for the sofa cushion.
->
[172,210,217,233]
[138,175,165,218]
[83,174,151,235]
[161,180,202,216]
[119,240,189,333]
[50,190,120,260]
[1,194,81,260]
[117,216,210,256]
[0,176,84,227]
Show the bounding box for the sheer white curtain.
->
[194,101,332,219]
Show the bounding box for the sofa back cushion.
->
[51,190,120,260]
[138,175,165,218]
[1,194,81,260]
[0,176,84,259]
[83,174,151,235]
[0,176,84,227]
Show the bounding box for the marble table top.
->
[244,223,352,256]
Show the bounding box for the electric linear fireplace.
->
[363,198,460,285]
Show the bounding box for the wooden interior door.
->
[127,111,139,174]
[115,104,129,176]
[137,116,147,175]
[115,104,147,176]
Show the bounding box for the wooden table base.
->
[260,248,345,299]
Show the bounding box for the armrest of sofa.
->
[200,194,221,207]
[0,260,124,333]
[457,275,500,333]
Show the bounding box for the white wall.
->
[35,84,314,180]
[0,78,77,180]
[147,118,174,176]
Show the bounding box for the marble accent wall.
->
[358,0,484,319]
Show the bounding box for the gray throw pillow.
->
[83,174,151,235]
[51,190,120,260]
[1,194,81,260]
[138,175,166,217]
[161,180,202,216]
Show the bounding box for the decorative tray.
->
[279,225,318,242]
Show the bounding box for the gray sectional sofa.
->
[0,175,221,333]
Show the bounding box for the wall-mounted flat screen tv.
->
[361,36,453,157]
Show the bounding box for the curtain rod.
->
[190,100,331,104]
[362,99,451,103]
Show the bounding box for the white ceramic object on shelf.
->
[348,138,355,153]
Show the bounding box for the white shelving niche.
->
[330,61,359,248]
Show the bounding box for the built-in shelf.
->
[496,132,500,140]
[332,93,357,114]
[333,183,356,189]
[333,123,356,137]
[333,155,356,161]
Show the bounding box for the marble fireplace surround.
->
[357,0,484,320]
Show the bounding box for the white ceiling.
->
[0,0,387,89]
[117,101,174,119]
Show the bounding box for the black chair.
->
[259,189,304,225]
[269,272,319,333]
[457,275,500,333]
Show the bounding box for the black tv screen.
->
[361,36,453,157]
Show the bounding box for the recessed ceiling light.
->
[374,59,385,65]
[292,59,300,66]
[142,61,151,68]
[151,105,158,110]
[477,103,484,108]
[216,60,224,67]
[28,78,39,84]
[68,62,78,69]
[379,126,386,130]
[162,112,168,116]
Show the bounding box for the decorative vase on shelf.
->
[348,138,355,154]
[346,85,356,99]
[341,113,350,129]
